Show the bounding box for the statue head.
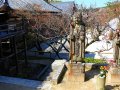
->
[72,12,82,24]
[72,12,82,25]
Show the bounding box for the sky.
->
[61,0,115,8]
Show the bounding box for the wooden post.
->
[10,38,14,53]
[23,34,28,67]
[13,36,18,73]
[22,17,26,31]
[0,39,2,58]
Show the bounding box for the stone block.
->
[71,63,85,73]
[51,59,66,71]
[67,72,85,82]
[108,67,120,83]
[52,64,66,85]
[67,63,85,82]
[51,60,66,85]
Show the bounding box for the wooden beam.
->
[13,36,18,73]
[0,39,3,58]
[10,38,14,53]
[23,35,28,66]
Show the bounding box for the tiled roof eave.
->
[0,0,62,13]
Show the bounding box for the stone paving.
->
[51,68,120,90]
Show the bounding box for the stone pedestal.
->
[108,67,120,84]
[67,62,85,82]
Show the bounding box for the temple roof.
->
[0,0,61,12]
[51,1,77,16]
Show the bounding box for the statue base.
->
[108,67,120,84]
[66,62,85,82]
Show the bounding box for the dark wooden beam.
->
[13,36,18,73]
[23,35,28,67]
[0,39,3,58]
[10,38,14,53]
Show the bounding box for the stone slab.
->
[51,59,66,70]
[51,59,66,85]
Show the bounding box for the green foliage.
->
[84,58,107,63]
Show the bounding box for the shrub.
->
[84,58,107,63]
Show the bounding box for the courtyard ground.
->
[51,68,120,90]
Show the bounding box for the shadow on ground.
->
[85,65,100,81]
[105,85,120,90]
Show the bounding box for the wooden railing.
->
[0,22,23,32]
[0,21,27,39]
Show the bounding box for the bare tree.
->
[78,7,102,48]
[12,0,69,41]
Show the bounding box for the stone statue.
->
[70,12,86,62]
[113,28,120,66]
[108,23,120,84]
